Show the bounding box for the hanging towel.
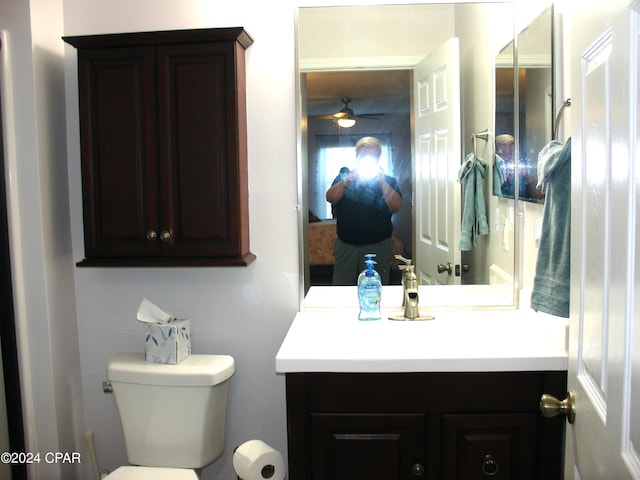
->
[531,138,572,318]
[493,154,506,197]
[459,153,490,250]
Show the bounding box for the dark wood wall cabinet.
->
[286,371,567,479]
[64,28,255,267]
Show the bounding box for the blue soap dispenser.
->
[357,253,381,286]
[358,259,382,321]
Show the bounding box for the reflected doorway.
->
[304,70,412,286]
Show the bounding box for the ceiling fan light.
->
[337,117,356,128]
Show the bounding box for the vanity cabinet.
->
[64,28,255,266]
[286,371,567,479]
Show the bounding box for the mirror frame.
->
[494,5,555,204]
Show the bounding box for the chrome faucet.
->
[395,255,420,319]
[402,265,420,319]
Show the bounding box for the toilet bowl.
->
[105,353,234,479]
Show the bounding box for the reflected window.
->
[311,134,393,219]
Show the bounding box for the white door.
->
[413,38,462,285]
[563,0,640,478]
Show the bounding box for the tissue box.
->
[144,319,191,364]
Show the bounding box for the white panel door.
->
[413,38,461,285]
[565,0,640,478]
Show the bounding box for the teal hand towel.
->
[493,154,506,197]
[531,138,572,317]
[459,153,490,251]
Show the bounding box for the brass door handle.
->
[540,392,575,424]
[437,262,453,275]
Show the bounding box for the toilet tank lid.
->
[107,353,234,387]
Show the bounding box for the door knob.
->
[540,391,575,424]
[437,262,453,274]
[160,230,171,242]
[146,230,157,241]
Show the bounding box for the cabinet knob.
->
[481,454,499,476]
[410,463,424,476]
[160,230,171,242]
[146,230,157,241]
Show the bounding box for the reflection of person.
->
[326,136,402,285]
[496,133,544,200]
[331,167,350,218]
[496,134,515,197]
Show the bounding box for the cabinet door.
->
[441,414,537,480]
[77,46,160,258]
[310,413,426,480]
[156,42,248,259]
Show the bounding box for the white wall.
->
[61,1,300,478]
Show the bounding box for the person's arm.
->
[378,176,402,213]
[326,178,348,204]
[326,172,356,203]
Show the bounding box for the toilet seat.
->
[104,466,199,479]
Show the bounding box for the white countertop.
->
[275,308,568,373]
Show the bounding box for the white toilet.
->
[104,352,235,479]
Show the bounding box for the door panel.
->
[413,38,462,285]
[442,414,538,480]
[76,46,160,257]
[156,43,238,257]
[309,413,426,480]
[567,0,640,478]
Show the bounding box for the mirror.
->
[298,2,553,308]
[494,6,554,203]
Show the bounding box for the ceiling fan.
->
[311,97,384,128]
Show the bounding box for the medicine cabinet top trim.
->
[63,27,254,49]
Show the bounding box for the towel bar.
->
[553,98,571,140]
[471,129,490,164]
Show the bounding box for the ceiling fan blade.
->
[309,98,383,122]
[309,114,339,120]
[355,113,384,120]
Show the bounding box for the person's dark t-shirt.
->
[332,175,401,245]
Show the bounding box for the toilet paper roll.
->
[233,440,285,480]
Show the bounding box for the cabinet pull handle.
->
[160,231,171,242]
[410,463,424,476]
[481,454,499,476]
[146,230,157,241]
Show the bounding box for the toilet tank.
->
[107,352,234,469]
